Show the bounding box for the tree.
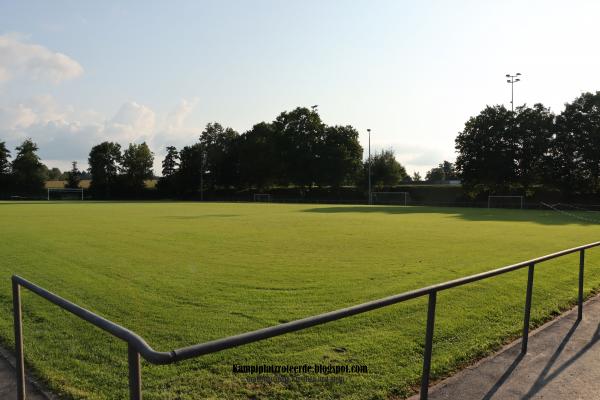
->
[177,143,204,194]
[47,167,63,181]
[318,125,363,187]
[513,104,554,192]
[455,105,517,193]
[366,149,407,188]
[157,146,180,196]
[11,139,46,195]
[65,161,81,189]
[412,171,422,182]
[121,142,154,192]
[0,142,9,175]
[552,92,600,196]
[0,142,11,195]
[162,146,179,177]
[88,142,122,198]
[425,161,458,182]
[237,122,281,189]
[199,123,239,189]
[274,107,325,188]
[425,166,445,182]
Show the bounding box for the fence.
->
[12,241,600,400]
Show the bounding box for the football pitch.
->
[1,201,600,399]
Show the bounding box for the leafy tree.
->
[11,139,46,195]
[412,171,422,182]
[274,107,325,188]
[425,161,458,182]
[0,141,11,195]
[177,143,204,194]
[425,166,445,182]
[318,125,363,187]
[199,123,239,188]
[157,146,180,196]
[121,142,154,192]
[65,161,81,189]
[47,167,63,181]
[88,142,122,198]
[513,104,554,191]
[552,92,600,195]
[162,146,179,177]
[0,142,9,175]
[455,105,516,193]
[237,122,281,189]
[366,149,407,188]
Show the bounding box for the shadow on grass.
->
[301,205,599,226]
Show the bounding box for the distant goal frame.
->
[47,188,84,201]
[253,193,272,202]
[371,191,410,206]
[487,195,523,209]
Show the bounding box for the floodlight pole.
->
[367,128,372,205]
[505,73,522,112]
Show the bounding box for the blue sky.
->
[1,0,600,175]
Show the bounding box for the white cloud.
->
[165,98,197,132]
[0,33,83,84]
[106,101,156,142]
[0,104,37,131]
[0,96,200,173]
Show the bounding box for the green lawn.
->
[1,202,599,399]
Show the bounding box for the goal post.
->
[487,195,523,209]
[47,188,84,201]
[371,192,409,206]
[253,193,272,202]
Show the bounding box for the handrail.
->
[12,240,600,400]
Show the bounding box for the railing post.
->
[578,249,585,321]
[521,263,535,354]
[420,291,437,400]
[12,279,26,400]
[128,344,142,400]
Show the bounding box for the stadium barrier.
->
[11,241,600,400]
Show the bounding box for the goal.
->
[487,195,523,209]
[253,193,272,202]
[47,188,84,201]
[371,192,409,206]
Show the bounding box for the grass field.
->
[1,202,600,399]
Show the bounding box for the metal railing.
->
[12,241,600,400]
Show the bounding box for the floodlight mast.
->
[506,73,522,112]
[367,128,372,205]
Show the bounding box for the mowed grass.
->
[1,202,600,399]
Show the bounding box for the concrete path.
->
[412,294,600,400]
[0,348,51,400]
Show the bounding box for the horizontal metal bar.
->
[11,276,174,364]
[14,240,600,365]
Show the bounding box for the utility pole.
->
[367,128,372,205]
[506,73,522,112]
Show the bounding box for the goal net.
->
[487,195,523,209]
[371,192,409,206]
[540,202,600,223]
[253,193,272,202]
[47,188,84,201]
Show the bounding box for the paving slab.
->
[411,294,600,400]
[0,346,53,400]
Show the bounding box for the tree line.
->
[156,107,412,197]
[5,90,599,201]
[0,107,419,199]
[455,91,600,198]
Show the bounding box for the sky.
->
[1,0,600,176]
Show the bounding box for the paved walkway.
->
[411,294,600,400]
[0,349,50,400]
